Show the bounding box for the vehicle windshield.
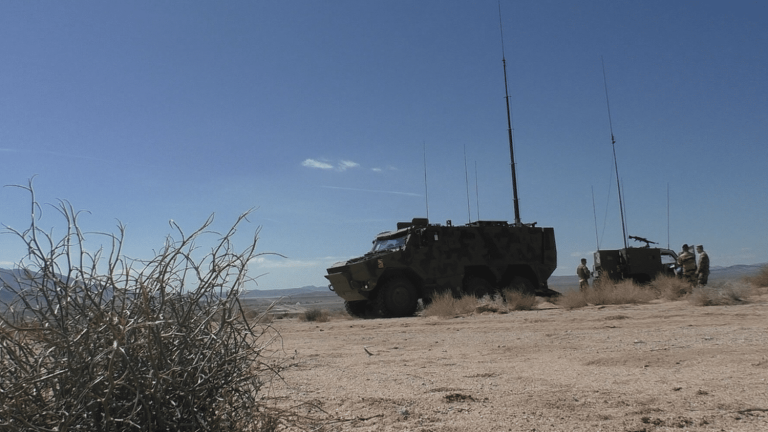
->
[661,251,678,266]
[370,234,408,253]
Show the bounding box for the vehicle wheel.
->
[377,277,418,318]
[509,276,535,295]
[344,300,368,318]
[464,276,494,298]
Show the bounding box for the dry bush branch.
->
[0,181,305,431]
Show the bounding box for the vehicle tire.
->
[509,276,535,295]
[344,300,368,318]
[464,276,494,298]
[377,277,418,318]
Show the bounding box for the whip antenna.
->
[464,144,472,223]
[475,161,481,220]
[499,1,521,226]
[423,141,429,220]
[592,186,600,250]
[602,57,628,249]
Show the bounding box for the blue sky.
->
[1,1,766,290]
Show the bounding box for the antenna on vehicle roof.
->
[464,144,472,223]
[475,161,481,220]
[592,186,600,250]
[601,56,628,249]
[423,141,429,220]
[667,183,670,249]
[498,1,522,227]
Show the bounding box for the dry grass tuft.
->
[422,291,477,317]
[587,279,657,305]
[556,278,656,309]
[502,289,538,311]
[688,282,753,306]
[475,294,508,314]
[651,274,693,300]
[556,289,589,310]
[423,289,540,317]
[300,307,331,322]
[744,264,768,288]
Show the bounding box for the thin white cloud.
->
[321,185,420,197]
[249,256,320,269]
[302,158,362,172]
[338,160,359,171]
[302,159,334,169]
[371,165,397,172]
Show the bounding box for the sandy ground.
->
[268,287,768,431]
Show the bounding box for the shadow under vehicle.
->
[325,218,558,318]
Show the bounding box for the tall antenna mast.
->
[474,161,481,220]
[423,141,429,220]
[464,144,472,223]
[666,183,670,249]
[601,57,628,249]
[591,186,600,250]
[499,1,522,226]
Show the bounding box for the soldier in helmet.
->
[696,245,710,286]
[577,258,591,292]
[676,244,697,285]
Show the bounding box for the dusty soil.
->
[271,288,768,431]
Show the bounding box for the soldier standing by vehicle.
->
[696,245,710,286]
[577,258,591,292]
[677,244,697,285]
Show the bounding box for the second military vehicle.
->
[326,218,558,317]
[593,237,678,283]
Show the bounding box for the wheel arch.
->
[462,265,497,286]
[499,265,539,289]
[375,269,424,299]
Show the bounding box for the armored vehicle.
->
[593,245,678,284]
[325,218,557,317]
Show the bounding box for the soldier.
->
[577,258,591,292]
[696,245,710,286]
[677,244,697,285]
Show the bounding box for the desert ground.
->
[265,286,768,431]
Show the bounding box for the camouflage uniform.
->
[696,246,710,286]
[677,245,697,285]
[577,260,591,292]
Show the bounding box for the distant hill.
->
[241,285,330,299]
[3,263,765,301]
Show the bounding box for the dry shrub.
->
[688,282,753,306]
[0,183,307,432]
[475,293,508,314]
[744,264,768,288]
[556,279,656,309]
[502,289,538,311]
[586,279,656,305]
[651,274,693,300]
[300,307,330,322]
[556,289,589,310]
[422,291,476,317]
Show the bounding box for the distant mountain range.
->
[3,263,765,301]
[243,262,766,297]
